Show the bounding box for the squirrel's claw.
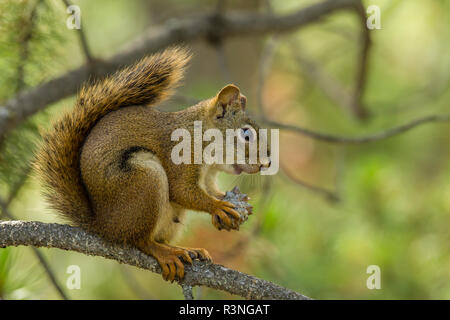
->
[182,247,212,262]
[211,200,241,231]
[157,255,185,282]
[147,242,212,282]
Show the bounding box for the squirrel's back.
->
[34,47,190,228]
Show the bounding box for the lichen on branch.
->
[0,220,310,300]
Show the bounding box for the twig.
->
[373,78,450,116]
[260,113,450,144]
[289,1,371,119]
[253,6,341,203]
[351,1,372,119]
[181,284,194,300]
[0,0,358,141]
[280,164,339,202]
[30,246,69,300]
[290,42,354,114]
[0,220,311,300]
[256,38,341,201]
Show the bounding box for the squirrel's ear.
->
[217,84,240,107]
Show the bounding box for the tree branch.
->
[0,0,358,141]
[351,1,371,119]
[280,164,339,202]
[181,284,195,300]
[0,220,310,300]
[261,114,450,144]
[0,202,68,300]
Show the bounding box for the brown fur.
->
[34,47,269,281]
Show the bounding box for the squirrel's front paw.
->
[211,200,241,231]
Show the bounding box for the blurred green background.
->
[0,0,450,299]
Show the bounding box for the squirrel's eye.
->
[238,125,256,143]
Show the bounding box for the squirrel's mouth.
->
[232,164,243,175]
[232,164,262,175]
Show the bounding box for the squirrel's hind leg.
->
[85,149,170,244]
[82,148,210,281]
[150,205,213,281]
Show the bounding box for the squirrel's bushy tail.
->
[34,47,191,228]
